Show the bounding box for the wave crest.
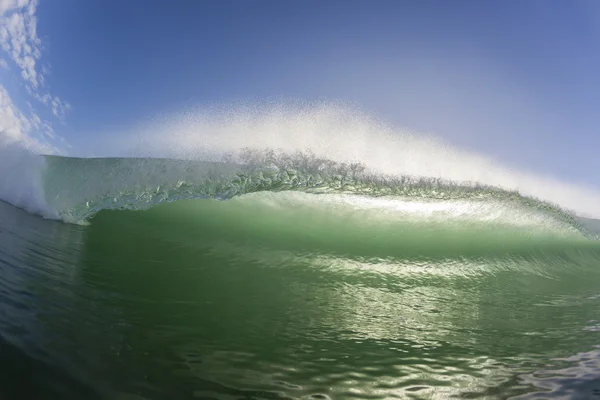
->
[36,149,586,237]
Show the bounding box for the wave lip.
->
[0,142,594,242]
[34,150,592,241]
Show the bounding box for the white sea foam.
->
[0,137,58,219]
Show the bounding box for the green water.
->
[3,188,600,399]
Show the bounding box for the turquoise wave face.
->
[87,191,600,277]
[2,191,600,399]
[92,192,597,259]
[2,151,600,398]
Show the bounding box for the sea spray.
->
[0,138,57,219]
[116,103,600,217]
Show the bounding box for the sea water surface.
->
[1,149,600,400]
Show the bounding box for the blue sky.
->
[1,0,600,186]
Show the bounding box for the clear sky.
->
[1,0,599,186]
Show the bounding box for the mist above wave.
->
[118,102,600,218]
[1,102,599,224]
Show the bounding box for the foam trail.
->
[123,103,600,218]
[0,138,57,219]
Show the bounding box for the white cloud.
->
[0,0,29,15]
[27,87,71,121]
[0,0,70,151]
[50,95,70,119]
[0,0,40,88]
[0,84,56,152]
[0,0,71,118]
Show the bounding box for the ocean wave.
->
[36,149,584,233]
[1,104,598,238]
[0,139,594,240]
